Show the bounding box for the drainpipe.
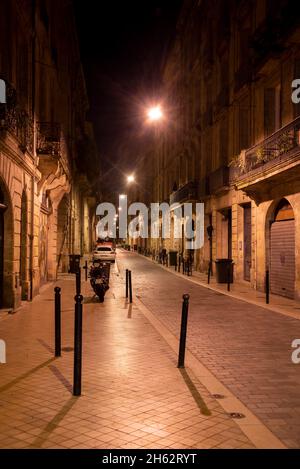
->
[29,0,36,300]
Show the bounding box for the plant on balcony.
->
[276,131,295,156]
[256,146,266,163]
[228,153,246,173]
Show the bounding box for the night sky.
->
[74,0,182,195]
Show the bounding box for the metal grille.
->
[270,220,295,299]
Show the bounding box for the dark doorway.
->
[243,204,251,281]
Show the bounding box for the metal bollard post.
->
[266,269,270,304]
[76,267,81,295]
[54,286,61,357]
[73,294,83,396]
[178,294,190,368]
[126,269,129,298]
[227,264,231,292]
[129,270,133,303]
[84,260,88,281]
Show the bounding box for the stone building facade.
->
[0,0,98,309]
[147,0,300,300]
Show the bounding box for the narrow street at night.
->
[1,0,300,462]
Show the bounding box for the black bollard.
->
[178,294,190,368]
[73,294,83,396]
[266,269,270,304]
[207,263,211,284]
[83,260,88,281]
[76,267,81,295]
[129,270,133,303]
[126,269,129,298]
[54,286,61,357]
[227,264,231,292]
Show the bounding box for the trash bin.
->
[169,250,178,267]
[215,259,233,283]
[69,254,81,273]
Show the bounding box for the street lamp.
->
[147,105,163,122]
[127,174,135,184]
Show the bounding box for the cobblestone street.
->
[0,265,256,449]
[117,250,300,449]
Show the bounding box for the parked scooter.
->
[89,261,110,302]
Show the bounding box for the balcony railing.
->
[233,116,300,176]
[170,181,197,205]
[208,166,229,194]
[17,110,34,154]
[37,122,61,156]
[0,82,17,134]
[250,6,300,70]
[0,82,34,154]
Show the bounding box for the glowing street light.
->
[120,194,126,199]
[127,174,135,184]
[147,105,163,122]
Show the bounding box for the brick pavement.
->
[117,250,300,449]
[0,267,254,448]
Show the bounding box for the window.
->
[264,85,281,136]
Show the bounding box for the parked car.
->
[93,245,116,263]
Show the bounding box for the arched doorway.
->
[270,199,295,299]
[0,180,13,308]
[20,190,28,300]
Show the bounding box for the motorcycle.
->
[89,260,110,302]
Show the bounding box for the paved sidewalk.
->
[0,268,255,448]
[117,250,300,448]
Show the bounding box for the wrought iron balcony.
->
[208,166,229,194]
[37,122,61,157]
[0,82,34,154]
[236,116,300,176]
[231,117,300,202]
[250,5,300,70]
[17,110,33,154]
[170,181,198,205]
[0,82,17,134]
